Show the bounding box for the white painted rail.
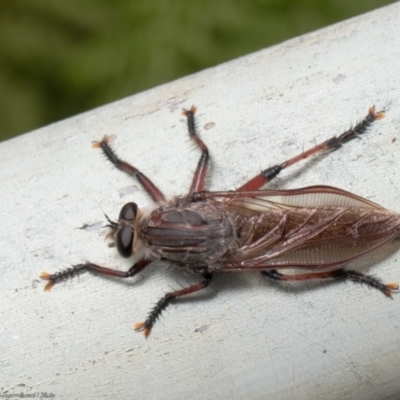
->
[1,3,400,399]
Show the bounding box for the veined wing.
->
[203,186,400,271]
[203,185,386,210]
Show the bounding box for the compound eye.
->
[116,226,134,258]
[119,202,138,221]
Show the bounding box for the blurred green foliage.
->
[0,0,395,141]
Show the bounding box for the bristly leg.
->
[334,269,399,298]
[40,259,151,291]
[182,106,211,193]
[92,136,166,203]
[134,272,213,337]
[261,268,398,297]
[239,106,385,191]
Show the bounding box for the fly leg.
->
[40,258,151,291]
[92,137,165,202]
[134,272,213,337]
[261,268,398,298]
[182,106,210,193]
[239,107,385,191]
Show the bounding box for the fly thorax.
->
[143,200,235,266]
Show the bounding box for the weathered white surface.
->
[1,4,400,399]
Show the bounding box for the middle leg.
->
[182,106,210,193]
[134,272,213,337]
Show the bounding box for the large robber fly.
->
[41,105,399,337]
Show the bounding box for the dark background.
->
[0,0,395,141]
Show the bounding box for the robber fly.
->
[41,105,399,337]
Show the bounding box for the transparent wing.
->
[203,185,386,210]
